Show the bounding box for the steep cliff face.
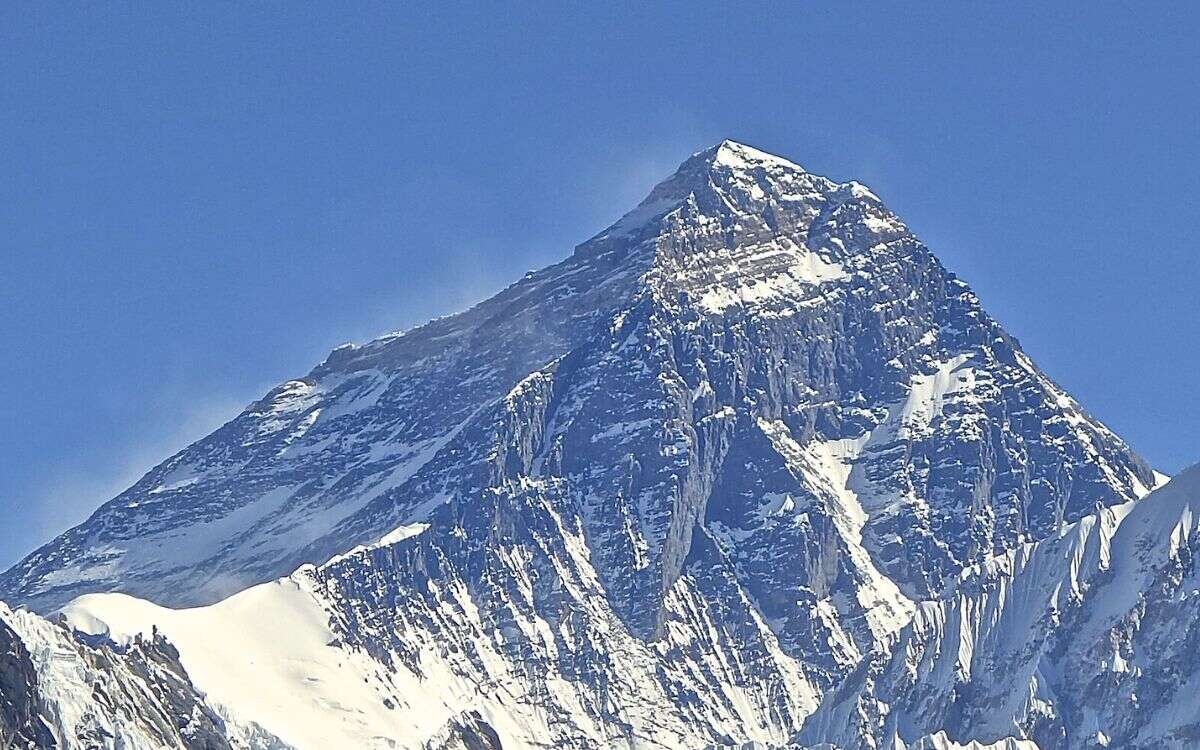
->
[0,617,55,749]
[0,602,289,750]
[0,141,1170,749]
[799,464,1200,750]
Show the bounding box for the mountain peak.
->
[700,138,807,173]
[678,139,813,188]
[583,140,831,250]
[0,138,1171,750]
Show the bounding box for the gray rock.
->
[0,618,55,749]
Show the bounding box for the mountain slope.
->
[0,140,1169,748]
[0,602,288,749]
[799,463,1200,750]
[56,466,1200,750]
[60,511,822,748]
[0,220,649,612]
[2,141,1155,620]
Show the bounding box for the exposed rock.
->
[0,141,1172,749]
[0,617,55,749]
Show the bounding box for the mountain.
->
[0,140,1177,749]
[799,463,1200,750]
[0,601,289,749]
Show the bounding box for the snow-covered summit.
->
[2,141,1153,616]
[585,138,835,248]
[710,138,806,168]
[0,141,1171,749]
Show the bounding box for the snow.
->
[3,603,158,750]
[1,601,273,749]
[62,578,414,750]
[848,181,881,202]
[862,214,904,234]
[693,238,849,314]
[711,139,806,172]
[591,140,820,247]
[1078,463,1200,629]
[907,732,1040,750]
[147,465,201,494]
[597,196,682,241]
[376,522,429,547]
[324,521,430,565]
[758,419,915,646]
[899,354,976,437]
[805,465,1200,749]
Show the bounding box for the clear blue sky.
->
[2,3,1197,568]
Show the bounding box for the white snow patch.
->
[757,419,915,645]
[900,354,975,437]
[697,254,847,314]
[324,522,431,566]
[62,579,421,750]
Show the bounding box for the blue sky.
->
[2,3,1197,568]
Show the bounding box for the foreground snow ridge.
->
[0,140,1182,749]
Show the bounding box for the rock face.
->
[422,712,504,750]
[0,616,55,749]
[0,141,1176,749]
[0,602,289,750]
[799,464,1200,750]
